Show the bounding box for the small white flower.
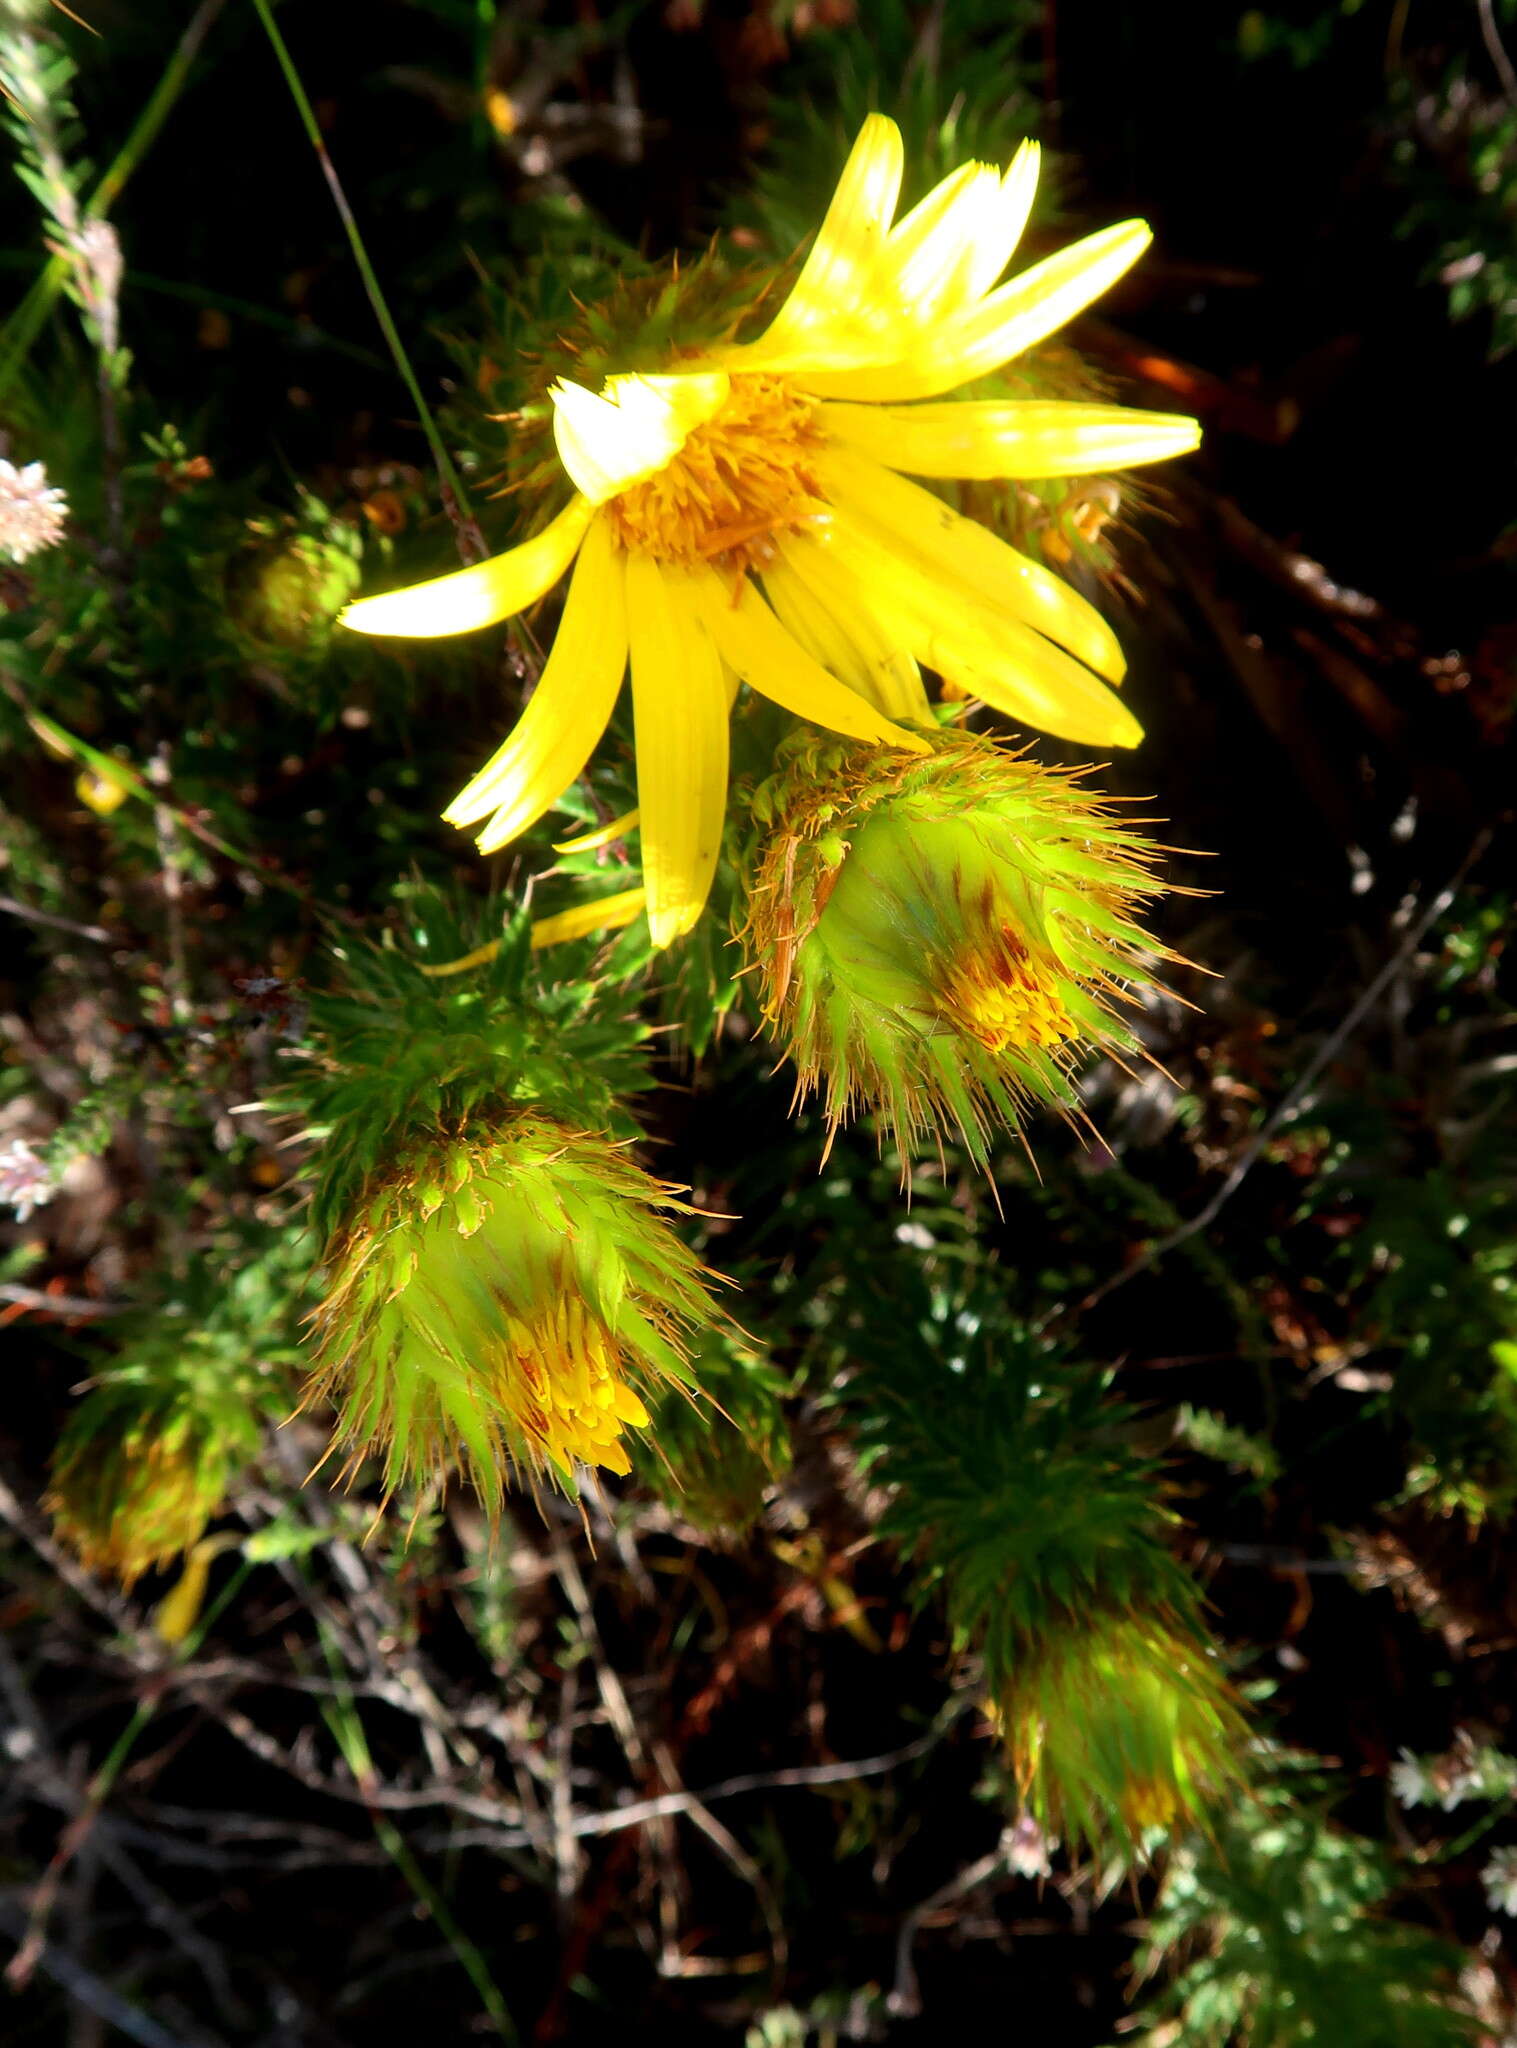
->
[0,1138,56,1223]
[1390,1750,1433,1807]
[0,458,68,563]
[1440,1762,1483,1811]
[1483,1845,1517,1918]
[1004,1812,1054,1879]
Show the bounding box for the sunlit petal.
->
[885,163,1001,323]
[530,886,646,950]
[686,570,930,753]
[821,510,1143,750]
[341,496,593,638]
[820,398,1201,479]
[740,112,904,364]
[625,556,729,947]
[961,140,1042,301]
[552,372,730,504]
[799,218,1153,402]
[443,517,627,849]
[817,446,1127,684]
[552,808,639,855]
[764,538,931,722]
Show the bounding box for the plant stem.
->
[315,1625,518,2038]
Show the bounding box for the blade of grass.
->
[314,1622,518,2038]
[249,0,486,563]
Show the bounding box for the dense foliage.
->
[1,3,1514,2043]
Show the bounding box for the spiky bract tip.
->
[632,1328,793,1538]
[991,1606,1245,1854]
[286,885,655,1248]
[738,727,1173,1165]
[232,526,363,655]
[306,1111,723,1513]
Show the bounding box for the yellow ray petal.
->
[686,569,930,754]
[800,217,1153,403]
[416,937,505,978]
[822,511,1142,750]
[885,147,1042,324]
[885,162,1002,322]
[551,372,730,505]
[626,557,729,948]
[341,496,593,638]
[886,159,981,260]
[763,538,931,722]
[944,620,1142,749]
[443,517,627,850]
[961,140,1042,302]
[530,886,646,950]
[154,1536,241,1648]
[552,807,639,855]
[706,136,1042,384]
[728,114,905,369]
[817,446,1126,684]
[820,398,1202,480]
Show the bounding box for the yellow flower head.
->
[343,116,1199,947]
[306,1115,722,1511]
[991,1608,1244,1852]
[49,1350,265,1587]
[740,728,1174,1166]
[51,1426,222,1587]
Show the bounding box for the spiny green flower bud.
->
[739,727,1177,1164]
[991,1607,1244,1851]
[307,1112,724,1511]
[232,524,363,655]
[862,1312,1243,1856]
[49,1351,267,1587]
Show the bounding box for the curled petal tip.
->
[1106,705,1145,749]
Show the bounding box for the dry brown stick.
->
[178,1685,522,1829]
[0,1632,243,2022]
[564,1732,942,1841]
[549,1657,582,1913]
[0,894,116,945]
[0,1282,124,1319]
[146,747,191,1029]
[887,1841,1009,2019]
[545,1529,684,2002]
[252,1465,482,1782]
